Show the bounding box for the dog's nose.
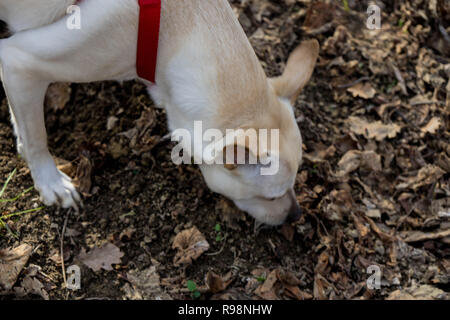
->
[286,201,302,223]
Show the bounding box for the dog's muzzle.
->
[286,189,302,223]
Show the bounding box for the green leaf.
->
[215,224,221,232]
[193,291,201,299]
[186,280,197,292]
[342,0,350,12]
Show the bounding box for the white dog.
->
[0,0,319,226]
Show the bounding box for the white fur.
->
[0,0,311,225]
[0,0,139,209]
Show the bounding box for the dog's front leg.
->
[0,0,139,210]
[0,45,82,209]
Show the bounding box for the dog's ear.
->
[270,40,320,104]
[205,129,268,171]
[222,143,251,171]
[222,129,263,171]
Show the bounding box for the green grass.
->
[0,169,44,238]
[342,0,350,12]
[0,168,16,198]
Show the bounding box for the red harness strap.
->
[137,0,161,83]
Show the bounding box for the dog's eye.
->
[268,197,277,202]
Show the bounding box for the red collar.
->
[74,0,161,83]
[137,0,161,84]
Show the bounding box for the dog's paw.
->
[33,165,82,211]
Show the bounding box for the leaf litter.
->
[0,0,449,300]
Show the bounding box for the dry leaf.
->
[125,266,172,300]
[421,117,441,135]
[16,276,49,300]
[347,82,377,99]
[56,158,76,178]
[280,224,295,242]
[49,252,63,266]
[352,213,370,239]
[313,273,331,300]
[206,271,233,294]
[45,83,71,112]
[254,268,310,300]
[349,117,401,141]
[387,284,448,300]
[396,165,445,190]
[304,145,336,163]
[336,150,362,177]
[336,150,382,177]
[0,244,32,292]
[107,116,119,131]
[254,270,279,300]
[172,227,209,266]
[77,243,123,272]
[73,153,93,196]
[401,229,450,243]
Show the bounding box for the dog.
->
[0,0,319,226]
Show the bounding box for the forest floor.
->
[0,0,449,300]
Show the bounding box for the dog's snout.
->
[286,189,302,223]
[287,201,302,223]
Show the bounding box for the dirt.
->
[0,0,449,300]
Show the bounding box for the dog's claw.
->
[34,165,82,212]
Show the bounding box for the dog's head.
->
[201,40,320,226]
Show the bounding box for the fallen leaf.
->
[254,270,279,300]
[216,199,246,230]
[172,227,210,266]
[45,83,71,112]
[396,165,445,190]
[313,273,331,300]
[349,117,401,141]
[421,117,442,135]
[56,158,76,178]
[77,243,123,272]
[107,116,119,131]
[352,213,370,239]
[0,244,32,292]
[16,276,49,300]
[49,251,63,266]
[336,150,382,177]
[280,224,295,242]
[336,150,362,177]
[387,284,448,300]
[125,266,172,300]
[119,227,136,241]
[206,271,233,294]
[400,229,450,243]
[347,82,377,99]
[254,268,310,300]
[304,144,336,163]
[73,153,93,196]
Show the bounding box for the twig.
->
[336,76,371,89]
[390,62,407,95]
[301,22,335,36]
[60,209,71,289]
[205,235,228,256]
[410,100,442,106]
